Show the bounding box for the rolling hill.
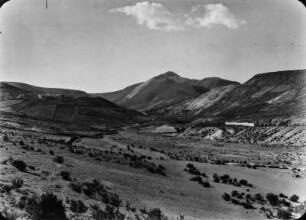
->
[0,82,89,100]
[0,82,147,126]
[93,71,239,112]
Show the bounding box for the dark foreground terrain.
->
[1,114,305,220]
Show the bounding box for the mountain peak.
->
[154,71,181,80]
[162,71,180,78]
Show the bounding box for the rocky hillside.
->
[93,71,239,112]
[161,69,306,125]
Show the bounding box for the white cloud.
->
[110,1,185,32]
[186,4,246,30]
[110,2,246,31]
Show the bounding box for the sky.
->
[0,0,305,93]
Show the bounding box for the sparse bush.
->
[254,193,266,203]
[231,190,239,197]
[242,201,255,209]
[220,175,230,183]
[239,179,248,186]
[49,150,54,155]
[140,208,148,214]
[190,176,203,183]
[186,163,195,169]
[91,205,125,220]
[12,160,27,172]
[213,176,220,183]
[17,196,27,209]
[289,194,299,203]
[0,184,12,194]
[70,199,88,213]
[202,181,211,188]
[83,179,106,197]
[3,133,8,142]
[53,156,64,164]
[231,198,241,205]
[67,136,78,146]
[69,182,82,193]
[11,177,23,189]
[279,193,288,199]
[222,193,231,201]
[109,194,122,208]
[60,171,71,181]
[281,199,291,207]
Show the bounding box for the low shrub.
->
[202,181,211,188]
[222,193,231,201]
[254,193,266,203]
[231,198,241,205]
[70,199,88,213]
[213,177,220,183]
[60,171,71,181]
[279,193,288,199]
[266,193,279,206]
[109,194,122,208]
[140,208,148,214]
[289,194,299,203]
[11,177,24,189]
[186,163,195,169]
[277,208,291,219]
[69,182,82,193]
[53,156,64,164]
[0,184,12,194]
[12,160,27,172]
[231,190,239,197]
[242,202,255,209]
[91,205,125,220]
[281,199,291,207]
[190,176,203,183]
[147,208,168,220]
[220,175,230,183]
[239,179,248,186]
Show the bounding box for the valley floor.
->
[0,116,306,220]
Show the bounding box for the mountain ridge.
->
[162,69,306,125]
[92,71,240,111]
